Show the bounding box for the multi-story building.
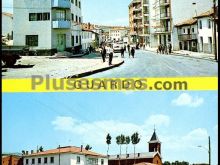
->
[108,130,162,165]
[2,155,23,165]
[150,0,213,50]
[175,18,198,52]
[22,146,108,165]
[13,0,83,55]
[2,12,13,40]
[129,0,150,46]
[109,27,129,42]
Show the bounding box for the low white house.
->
[194,8,218,55]
[82,29,93,50]
[22,146,108,165]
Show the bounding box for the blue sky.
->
[2,0,130,26]
[2,91,218,164]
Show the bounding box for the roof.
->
[2,12,13,18]
[175,18,197,27]
[148,130,161,143]
[194,8,218,19]
[109,152,160,160]
[23,146,107,158]
[135,163,158,165]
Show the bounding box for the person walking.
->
[108,46,114,65]
[127,44,131,57]
[124,45,126,52]
[131,47,135,58]
[89,45,93,54]
[164,45,168,55]
[120,47,125,58]
[101,46,106,62]
[168,43,172,54]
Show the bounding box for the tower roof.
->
[148,130,161,143]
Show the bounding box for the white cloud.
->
[172,93,204,108]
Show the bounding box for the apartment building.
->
[22,146,108,165]
[13,0,83,55]
[150,0,213,50]
[109,27,129,42]
[2,12,13,39]
[129,0,150,45]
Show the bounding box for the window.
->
[32,158,35,164]
[192,28,194,33]
[71,14,74,21]
[79,17,81,23]
[75,0,78,7]
[208,19,211,29]
[37,13,43,21]
[50,157,54,163]
[43,13,50,20]
[183,28,185,33]
[71,0,74,4]
[199,20,202,29]
[101,159,104,165]
[79,1,81,8]
[29,13,37,21]
[76,15,78,22]
[38,158,41,164]
[26,159,29,165]
[77,156,80,163]
[26,35,38,46]
[44,157,47,164]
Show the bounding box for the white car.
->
[113,43,123,53]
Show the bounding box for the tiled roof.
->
[24,146,106,158]
[194,8,218,19]
[135,163,158,165]
[175,18,197,27]
[109,152,160,160]
[2,12,13,18]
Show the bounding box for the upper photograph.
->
[2,0,218,78]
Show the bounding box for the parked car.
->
[113,43,123,53]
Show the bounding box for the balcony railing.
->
[134,14,142,19]
[160,12,171,19]
[155,27,171,33]
[52,20,71,29]
[178,34,197,41]
[160,0,170,6]
[52,0,71,9]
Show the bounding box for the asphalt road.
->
[88,50,218,78]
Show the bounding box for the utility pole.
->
[58,145,61,165]
[213,0,218,61]
[208,136,211,165]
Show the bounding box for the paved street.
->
[89,50,218,78]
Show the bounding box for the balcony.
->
[52,20,71,29]
[154,27,171,33]
[160,12,171,19]
[160,0,170,6]
[134,14,142,20]
[178,34,197,41]
[133,6,142,12]
[52,0,71,9]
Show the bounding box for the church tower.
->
[148,129,161,154]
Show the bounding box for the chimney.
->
[88,22,91,29]
[26,151,29,155]
[80,145,83,152]
[31,150,34,154]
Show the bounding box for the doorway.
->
[57,34,66,52]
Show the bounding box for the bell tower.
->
[148,128,161,154]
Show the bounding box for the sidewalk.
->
[2,53,124,79]
[143,47,216,61]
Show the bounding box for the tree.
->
[22,150,26,155]
[39,146,44,152]
[131,132,141,165]
[85,144,92,151]
[116,134,126,165]
[125,136,130,165]
[106,133,112,156]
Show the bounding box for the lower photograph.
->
[2,91,218,165]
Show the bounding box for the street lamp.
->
[197,136,211,165]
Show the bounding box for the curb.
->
[66,60,124,78]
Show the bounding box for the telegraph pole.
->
[208,136,211,165]
[213,0,218,61]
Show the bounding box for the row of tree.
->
[106,132,141,165]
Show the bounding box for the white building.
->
[23,146,108,165]
[13,0,83,55]
[2,12,13,39]
[195,8,218,55]
[81,29,93,50]
[109,28,129,42]
[149,0,213,50]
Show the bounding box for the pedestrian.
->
[168,43,172,54]
[131,47,135,58]
[120,47,125,58]
[124,45,126,52]
[127,44,131,57]
[143,43,146,50]
[101,46,106,62]
[108,45,114,65]
[164,45,168,55]
[89,45,93,54]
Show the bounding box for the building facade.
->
[81,29,93,50]
[22,146,108,165]
[13,0,83,55]
[2,12,13,40]
[108,130,162,165]
[109,28,129,42]
[129,0,150,45]
[2,155,23,165]
[175,18,198,52]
